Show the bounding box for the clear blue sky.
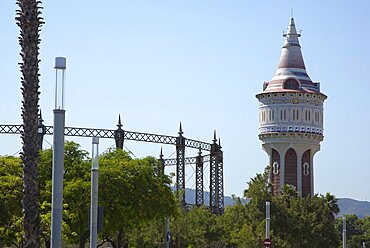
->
[1,1,370,201]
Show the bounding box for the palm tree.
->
[16,0,44,246]
[324,192,340,221]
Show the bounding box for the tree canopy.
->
[1,148,369,247]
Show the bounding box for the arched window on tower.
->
[285,148,297,187]
[273,162,279,175]
[303,162,310,176]
[283,78,300,90]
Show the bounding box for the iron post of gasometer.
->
[343,216,347,248]
[90,137,99,248]
[51,57,66,248]
[266,201,271,241]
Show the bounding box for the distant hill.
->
[180,188,370,218]
[337,198,370,218]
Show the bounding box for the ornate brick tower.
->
[256,18,327,197]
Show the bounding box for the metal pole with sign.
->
[266,201,270,239]
[264,201,271,247]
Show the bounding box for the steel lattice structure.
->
[195,150,204,206]
[176,125,186,205]
[0,117,224,215]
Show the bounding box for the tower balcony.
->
[259,124,323,135]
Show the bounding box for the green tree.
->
[0,156,23,247]
[218,197,258,247]
[337,214,370,248]
[243,167,340,248]
[127,217,166,248]
[275,193,339,248]
[15,0,44,246]
[38,141,91,248]
[98,149,176,248]
[168,205,225,248]
[243,167,272,246]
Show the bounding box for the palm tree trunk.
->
[16,0,44,247]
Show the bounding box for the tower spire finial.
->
[117,114,122,128]
[213,130,217,143]
[283,17,301,46]
[291,8,294,19]
[38,109,43,122]
[178,122,183,135]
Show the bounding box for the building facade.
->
[256,18,327,197]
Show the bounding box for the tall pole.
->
[159,149,170,248]
[90,137,99,248]
[266,201,270,241]
[342,216,347,248]
[51,57,66,248]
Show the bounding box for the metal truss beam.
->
[1,123,223,213]
[0,124,211,150]
[162,155,209,167]
[0,124,23,134]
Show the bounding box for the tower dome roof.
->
[261,18,321,94]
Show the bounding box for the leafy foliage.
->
[336,214,370,247]
[0,156,24,247]
[98,149,176,247]
[1,151,369,247]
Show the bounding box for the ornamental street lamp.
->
[90,137,99,248]
[51,57,66,248]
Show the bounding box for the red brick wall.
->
[284,148,297,189]
[301,149,311,197]
[272,149,280,195]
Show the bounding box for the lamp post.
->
[51,57,66,247]
[266,201,270,240]
[90,137,99,248]
[343,216,347,248]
